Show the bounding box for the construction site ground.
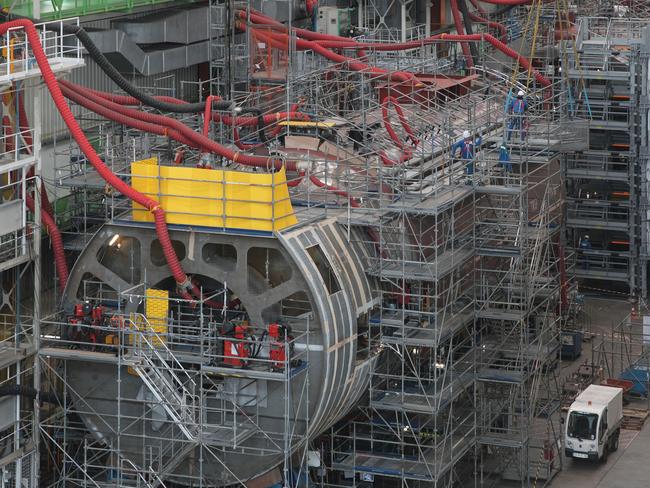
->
[550,296,650,488]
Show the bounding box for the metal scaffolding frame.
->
[564,17,650,299]
[0,18,84,488]
[33,3,588,487]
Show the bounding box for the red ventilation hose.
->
[59,80,288,170]
[468,11,508,42]
[469,0,488,15]
[242,23,420,85]
[64,81,309,128]
[308,175,360,207]
[478,0,546,4]
[450,0,474,67]
[63,85,359,206]
[247,26,551,89]
[3,20,198,301]
[233,126,263,150]
[25,193,68,290]
[381,96,419,148]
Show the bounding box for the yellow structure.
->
[144,288,169,346]
[131,158,297,232]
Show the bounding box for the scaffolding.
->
[33,3,586,487]
[0,18,84,488]
[39,282,312,487]
[564,17,650,299]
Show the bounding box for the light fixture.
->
[109,234,120,246]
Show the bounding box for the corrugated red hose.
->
[25,193,68,290]
[450,0,474,67]
[381,96,419,148]
[242,22,419,84]
[4,19,198,301]
[64,81,308,128]
[62,83,360,207]
[468,11,508,42]
[247,26,551,89]
[59,80,287,170]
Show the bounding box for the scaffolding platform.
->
[477,368,526,384]
[0,342,35,369]
[371,370,474,414]
[380,309,474,346]
[366,248,473,280]
[332,434,474,482]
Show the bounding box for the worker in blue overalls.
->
[499,144,512,173]
[579,234,592,270]
[507,90,528,141]
[452,130,482,183]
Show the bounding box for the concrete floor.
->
[550,296,650,488]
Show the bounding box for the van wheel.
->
[611,432,619,452]
[601,445,609,463]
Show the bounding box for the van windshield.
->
[567,412,598,440]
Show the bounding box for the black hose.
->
[1,11,233,113]
[457,0,480,62]
[0,384,64,406]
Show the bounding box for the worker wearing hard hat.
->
[451,130,482,181]
[507,90,528,141]
[579,234,592,270]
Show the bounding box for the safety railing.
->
[0,19,82,82]
[7,0,203,20]
[329,408,475,481]
[565,151,629,179]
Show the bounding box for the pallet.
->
[622,408,649,431]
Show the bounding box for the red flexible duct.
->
[380,148,413,166]
[243,23,420,84]
[308,175,360,207]
[59,80,288,170]
[60,85,199,148]
[450,0,474,67]
[3,20,198,301]
[381,96,419,148]
[63,83,361,207]
[25,193,68,290]
[468,11,508,42]
[248,25,551,89]
[202,95,221,137]
[469,0,488,15]
[64,82,309,128]
[478,0,545,4]
[233,126,262,150]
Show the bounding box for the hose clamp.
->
[177,277,193,292]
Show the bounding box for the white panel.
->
[0,199,24,235]
[0,396,16,431]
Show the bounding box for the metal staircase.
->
[126,315,198,442]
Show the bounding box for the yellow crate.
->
[131,158,297,232]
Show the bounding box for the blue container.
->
[619,366,650,397]
[560,331,583,360]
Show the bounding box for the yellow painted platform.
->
[131,158,297,232]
